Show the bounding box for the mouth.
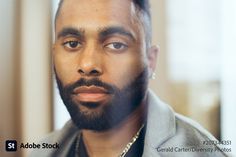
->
[72,86,111,102]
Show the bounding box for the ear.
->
[147,45,159,78]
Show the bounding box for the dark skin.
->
[53,0,158,156]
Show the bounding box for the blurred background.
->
[0,0,236,156]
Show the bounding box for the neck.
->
[81,101,147,157]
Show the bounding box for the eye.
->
[62,40,81,50]
[105,42,128,51]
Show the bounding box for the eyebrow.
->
[99,26,136,42]
[57,27,84,39]
[56,26,135,41]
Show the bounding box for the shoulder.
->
[29,120,79,157]
[174,113,217,142]
[144,90,233,157]
[158,113,231,157]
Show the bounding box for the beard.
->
[55,68,148,131]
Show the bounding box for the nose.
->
[77,47,103,77]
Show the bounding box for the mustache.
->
[64,78,116,94]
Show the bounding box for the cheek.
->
[106,53,146,88]
[53,52,78,85]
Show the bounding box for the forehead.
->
[56,0,139,31]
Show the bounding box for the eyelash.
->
[62,40,81,50]
[61,40,128,52]
[105,42,128,51]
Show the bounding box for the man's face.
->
[53,0,153,131]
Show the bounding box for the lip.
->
[72,86,111,102]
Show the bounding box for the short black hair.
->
[55,0,150,20]
[55,0,152,46]
[133,0,151,17]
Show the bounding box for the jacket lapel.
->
[142,90,176,157]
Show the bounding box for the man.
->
[30,0,231,156]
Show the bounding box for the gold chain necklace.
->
[75,124,145,157]
[118,124,144,157]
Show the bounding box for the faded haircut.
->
[55,0,152,47]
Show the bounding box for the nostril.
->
[90,69,99,75]
[78,69,84,74]
[78,68,101,76]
